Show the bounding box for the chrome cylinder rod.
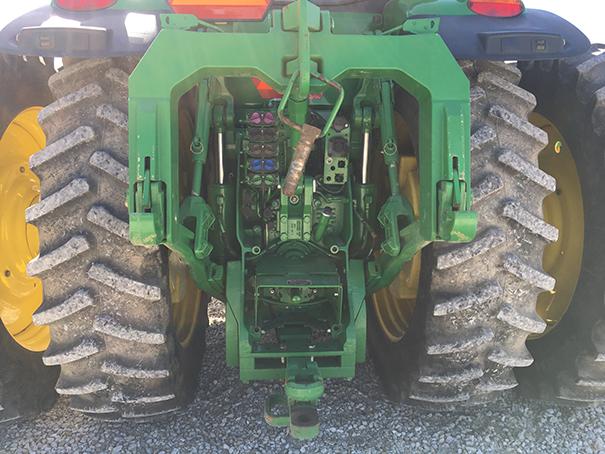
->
[362,130,370,184]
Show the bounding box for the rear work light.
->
[169,0,272,21]
[468,0,524,17]
[55,0,117,11]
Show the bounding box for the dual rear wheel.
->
[2,54,605,423]
[0,56,58,423]
[27,58,208,419]
[0,57,208,422]
[370,56,605,407]
[517,52,605,403]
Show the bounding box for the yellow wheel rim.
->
[371,156,421,343]
[169,253,203,348]
[533,113,584,336]
[0,107,50,352]
[167,96,204,348]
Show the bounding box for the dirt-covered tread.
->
[0,54,59,423]
[55,377,108,396]
[111,391,175,405]
[32,289,95,325]
[433,281,502,316]
[89,151,129,184]
[369,60,556,409]
[592,89,605,136]
[419,366,484,385]
[488,346,534,368]
[475,60,522,84]
[101,359,170,379]
[573,53,605,102]
[488,105,548,149]
[497,150,556,191]
[27,236,91,276]
[476,371,518,392]
[477,72,536,117]
[25,178,91,222]
[122,406,179,419]
[470,125,497,153]
[502,254,555,291]
[408,389,470,404]
[96,104,128,130]
[86,206,129,240]
[70,401,119,415]
[501,201,559,242]
[48,59,113,98]
[29,58,205,420]
[93,315,166,345]
[472,173,503,204]
[38,84,103,127]
[409,61,555,405]
[426,328,495,355]
[42,337,103,366]
[496,304,547,334]
[435,228,506,270]
[30,126,96,169]
[515,50,605,406]
[88,263,162,301]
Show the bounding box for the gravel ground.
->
[1,301,604,453]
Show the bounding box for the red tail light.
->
[468,0,524,17]
[55,0,117,11]
[252,78,282,100]
[169,0,272,21]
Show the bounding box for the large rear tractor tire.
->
[516,51,605,403]
[0,322,57,423]
[0,55,54,134]
[370,61,557,407]
[29,59,208,419]
[0,55,59,423]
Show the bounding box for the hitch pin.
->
[218,131,225,185]
[362,130,370,184]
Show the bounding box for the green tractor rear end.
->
[1,0,603,440]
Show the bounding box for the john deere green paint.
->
[1,0,595,441]
[127,1,475,436]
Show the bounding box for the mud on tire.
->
[517,50,605,404]
[370,61,557,407]
[28,59,207,419]
[0,54,58,424]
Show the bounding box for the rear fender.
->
[0,6,163,57]
[0,6,591,61]
[435,9,590,61]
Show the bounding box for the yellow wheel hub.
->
[0,107,50,352]
[169,252,203,348]
[371,156,421,343]
[533,113,584,336]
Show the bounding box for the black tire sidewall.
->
[0,53,58,421]
[0,321,58,420]
[0,54,53,136]
[519,59,605,397]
